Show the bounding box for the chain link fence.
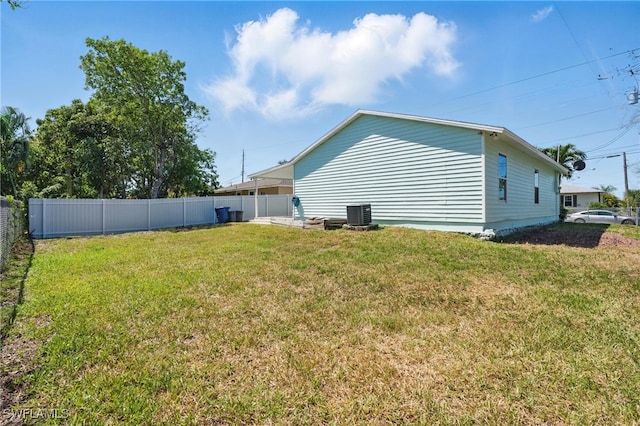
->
[0,197,25,272]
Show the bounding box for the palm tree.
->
[0,106,32,198]
[3,0,24,10]
[592,184,616,194]
[540,144,587,180]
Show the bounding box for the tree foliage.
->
[30,100,126,198]
[19,37,218,200]
[2,0,23,10]
[79,37,215,198]
[627,189,640,208]
[540,144,587,180]
[602,193,622,208]
[592,184,617,194]
[1,106,32,198]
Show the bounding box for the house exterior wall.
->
[561,192,600,209]
[483,137,560,232]
[293,115,487,232]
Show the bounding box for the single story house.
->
[249,110,567,236]
[559,184,604,209]
[214,179,293,196]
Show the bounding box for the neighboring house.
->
[559,184,604,209]
[214,179,293,196]
[249,110,567,236]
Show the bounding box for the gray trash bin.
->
[229,211,243,222]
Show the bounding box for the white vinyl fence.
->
[1,197,24,271]
[29,195,293,239]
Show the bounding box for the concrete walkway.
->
[249,217,304,228]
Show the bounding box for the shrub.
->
[559,206,568,220]
[588,202,608,209]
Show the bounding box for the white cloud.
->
[204,8,459,120]
[531,6,554,23]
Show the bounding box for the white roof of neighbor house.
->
[560,184,602,194]
[214,179,292,193]
[249,109,568,180]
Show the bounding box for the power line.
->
[516,106,621,130]
[585,126,635,152]
[587,143,640,155]
[555,3,604,93]
[451,49,634,101]
[586,149,640,161]
[538,126,623,144]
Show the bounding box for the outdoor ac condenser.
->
[346,204,372,226]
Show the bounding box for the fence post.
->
[183,198,186,228]
[102,199,106,235]
[211,197,217,225]
[42,198,47,239]
[254,181,258,219]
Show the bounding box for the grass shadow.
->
[0,235,35,346]
[499,223,610,248]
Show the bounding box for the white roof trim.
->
[560,184,602,194]
[249,162,294,180]
[249,109,568,179]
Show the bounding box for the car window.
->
[597,211,613,216]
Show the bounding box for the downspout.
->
[479,132,487,226]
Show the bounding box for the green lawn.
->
[2,224,639,424]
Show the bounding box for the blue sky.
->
[2,1,639,197]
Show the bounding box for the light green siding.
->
[483,137,560,230]
[294,115,485,230]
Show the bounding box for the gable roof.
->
[560,184,602,194]
[249,110,568,179]
[214,179,292,194]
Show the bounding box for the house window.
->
[534,169,540,204]
[498,154,507,201]
[563,195,574,207]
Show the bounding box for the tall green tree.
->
[32,100,126,198]
[80,37,212,198]
[1,106,32,199]
[540,144,587,180]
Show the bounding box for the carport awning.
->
[248,162,294,180]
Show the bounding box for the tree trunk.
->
[8,172,18,199]
[150,148,166,199]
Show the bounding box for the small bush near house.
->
[559,205,569,220]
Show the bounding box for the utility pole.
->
[623,151,630,215]
[241,150,245,183]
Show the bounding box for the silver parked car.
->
[565,209,637,225]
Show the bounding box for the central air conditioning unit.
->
[346,204,372,226]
